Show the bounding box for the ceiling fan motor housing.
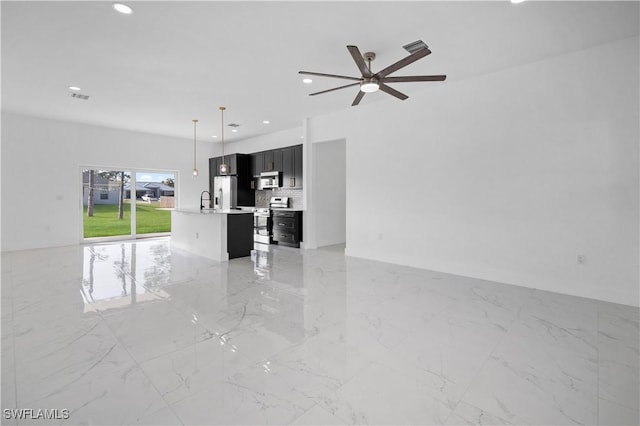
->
[360,77,379,93]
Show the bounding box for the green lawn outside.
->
[83,202,171,238]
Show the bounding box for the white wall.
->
[1,113,214,251]
[307,37,639,307]
[312,139,346,247]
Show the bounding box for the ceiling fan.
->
[299,41,446,106]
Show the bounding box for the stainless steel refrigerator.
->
[213,175,238,210]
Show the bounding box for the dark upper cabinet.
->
[263,151,274,172]
[210,154,238,177]
[222,154,238,176]
[281,147,294,187]
[272,149,283,172]
[209,157,221,177]
[240,145,303,189]
[251,152,262,177]
[280,145,303,189]
[209,157,223,198]
[209,154,254,199]
[293,144,303,189]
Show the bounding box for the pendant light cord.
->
[192,119,198,175]
[220,106,226,164]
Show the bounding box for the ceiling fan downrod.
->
[360,52,379,93]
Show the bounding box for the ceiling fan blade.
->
[299,71,361,81]
[347,45,372,78]
[383,75,447,83]
[309,82,360,96]
[375,48,431,79]
[352,90,365,106]
[379,84,408,101]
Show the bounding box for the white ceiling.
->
[2,1,638,143]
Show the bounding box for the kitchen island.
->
[171,209,254,261]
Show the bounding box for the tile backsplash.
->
[255,188,303,209]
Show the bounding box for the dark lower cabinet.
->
[272,210,302,248]
[227,214,253,259]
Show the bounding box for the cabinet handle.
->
[290,177,295,187]
[250,181,255,189]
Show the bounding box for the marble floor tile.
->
[17,365,169,425]
[290,404,347,425]
[598,357,640,412]
[2,238,639,425]
[319,359,454,425]
[15,332,137,405]
[2,339,17,411]
[445,401,510,425]
[597,301,640,414]
[100,299,214,363]
[388,314,506,409]
[169,369,311,425]
[598,397,640,426]
[262,325,377,403]
[507,289,599,357]
[461,331,598,425]
[139,337,255,405]
[128,406,184,426]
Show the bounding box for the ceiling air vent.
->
[403,40,429,53]
[227,123,240,128]
[70,92,90,100]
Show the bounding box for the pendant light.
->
[219,106,229,175]
[192,119,199,177]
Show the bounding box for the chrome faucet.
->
[200,191,212,210]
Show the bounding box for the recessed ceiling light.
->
[211,135,218,139]
[68,85,81,91]
[302,78,313,84]
[112,3,133,14]
[511,0,526,3]
[263,120,270,124]
[231,129,238,133]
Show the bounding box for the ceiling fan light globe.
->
[360,81,379,93]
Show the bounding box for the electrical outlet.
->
[577,254,586,265]
[195,232,199,239]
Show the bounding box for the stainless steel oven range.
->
[253,197,289,245]
[253,207,271,245]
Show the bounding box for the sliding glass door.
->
[82,169,132,239]
[81,168,176,241]
[134,171,175,237]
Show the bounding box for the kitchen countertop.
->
[270,208,304,211]
[174,209,254,215]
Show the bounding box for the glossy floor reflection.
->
[2,238,638,425]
